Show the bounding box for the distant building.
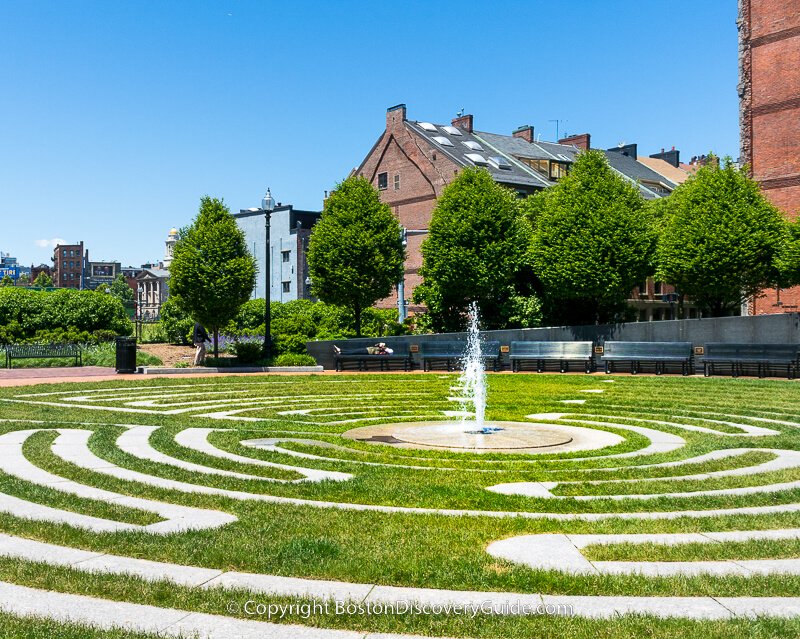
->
[133,228,177,319]
[163,228,178,269]
[234,204,320,301]
[739,0,800,314]
[53,242,87,289]
[86,261,122,291]
[0,253,20,282]
[355,104,685,317]
[135,267,169,320]
[30,263,53,284]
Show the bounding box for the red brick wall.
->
[357,108,462,308]
[741,0,800,315]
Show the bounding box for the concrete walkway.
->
[487,529,800,577]
[0,533,798,620]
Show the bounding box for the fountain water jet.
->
[455,302,503,435]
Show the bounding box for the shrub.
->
[229,339,263,364]
[271,353,317,366]
[159,297,194,345]
[0,288,132,339]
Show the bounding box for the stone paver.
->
[0,532,797,620]
[173,427,353,482]
[0,429,236,533]
[487,529,800,576]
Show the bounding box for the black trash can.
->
[115,336,137,374]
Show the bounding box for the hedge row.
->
[0,288,132,344]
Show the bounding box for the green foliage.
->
[228,339,263,363]
[0,275,13,287]
[16,272,31,287]
[230,298,406,350]
[158,296,194,345]
[32,271,53,287]
[527,150,655,325]
[272,352,317,366]
[108,274,134,304]
[168,196,257,355]
[307,176,404,336]
[656,157,788,316]
[775,218,800,290]
[414,168,536,332]
[0,288,132,343]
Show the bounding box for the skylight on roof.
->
[418,122,437,132]
[489,156,512,170]
[465,153,489,166]
[462,140,484,151]
[432,136,454,147]
[441,125,462,136]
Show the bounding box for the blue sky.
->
[0,0,739,267]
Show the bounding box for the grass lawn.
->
[0,372,799,637]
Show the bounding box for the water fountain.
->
[456,302,502,435]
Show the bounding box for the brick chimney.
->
[513,125,534,143]
[451,113,473,133]
[559,133,591,150]
[650,147,680,168]
[386,103,406,130]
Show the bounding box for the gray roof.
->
[407,120,676,199]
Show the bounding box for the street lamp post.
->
[262,188,276,359]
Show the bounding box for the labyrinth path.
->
[1,375,799,637]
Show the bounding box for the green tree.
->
[0,275,13,287]
[16,273,31,287]
[307,176,404,336]
[414,167,535,332]
[656,157,787,316]
[526,150,654,325]
[168,196,257,356]
[33,272,53,288]
[108,273,134,304]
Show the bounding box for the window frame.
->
[377,172,388,190]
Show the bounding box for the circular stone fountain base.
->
[343,421,624,454]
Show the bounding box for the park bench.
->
[703,343,800,378]
[509,341,594,373]
[420,340,501,372]
[601,341,693,375]
[333,343,412,372]
[5,343,82,369]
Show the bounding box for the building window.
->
[640,280,649,297]
[69,272,74,280]
[281,250,290,263]
[377,172,388,190]
[654,281,664,296]
[62,273,67,281]
[62,250,67,257]
[69,250,74,257]
[550,162,569,180]
[282,281,290,293]
[394,174,400,190]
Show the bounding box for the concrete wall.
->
[236,208,303,302]
[306,313,800,370]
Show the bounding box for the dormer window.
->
[378,172,388,190]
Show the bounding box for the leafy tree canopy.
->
[0,275,13,287]
[656,156,788,316]
[32,272,53,288]
[108,273,134,304]
[168,196,257,355]
[16,273,30,287]
[414,167,537,332]
[526,150,654,325]
[307,176,404,336]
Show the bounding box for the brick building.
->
[52,242,87,289]
[739,0,800,313]
[355,104,681,317]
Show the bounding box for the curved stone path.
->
[487,529,800,577]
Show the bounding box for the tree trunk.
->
[213,328,219,359]
[354,304,362,337]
